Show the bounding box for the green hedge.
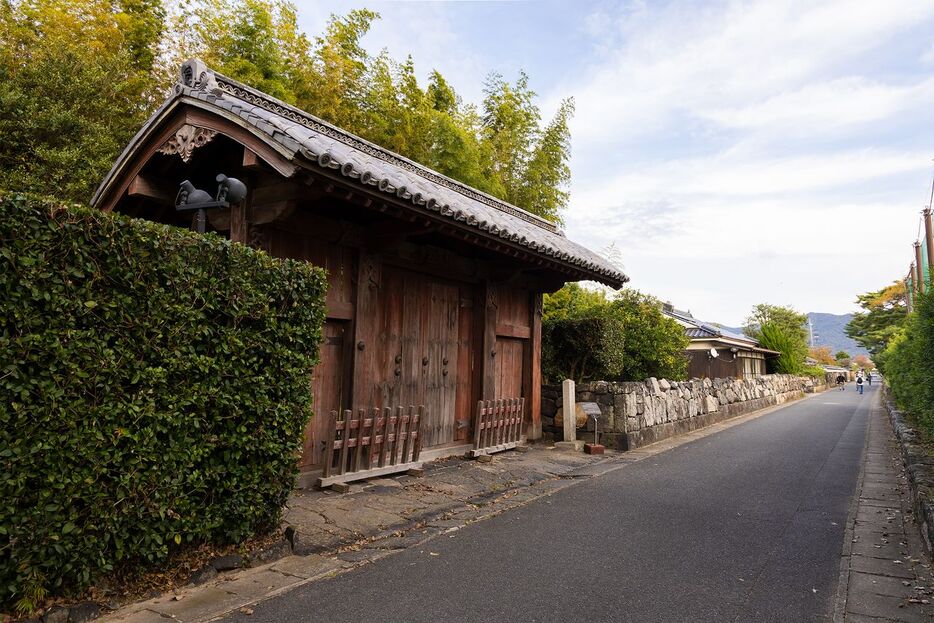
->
[0,194,326,613]
[878,288,934,435]
[542,289,688,383]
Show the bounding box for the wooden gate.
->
[358,267,462,448]
[469,397,525,458]
[317,405,424,489]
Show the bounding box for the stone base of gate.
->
[554,440,585,451]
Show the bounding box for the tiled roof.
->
[664,307,761,348]
[93,60,628,288]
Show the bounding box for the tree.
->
[611,290,689,382]
[542,288,688,383]
[174,3,572,222]
[835,350,851,367]
[852,354,874,371]
[758,323,807,375]
[743,304,808,370]
[845,281,909,356]
[542,283,607,322]
[187,0,311,104]
[809,346,835,365]
[743,304,808,344]
[0,0,166,202]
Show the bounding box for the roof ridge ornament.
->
[179,58,221,95]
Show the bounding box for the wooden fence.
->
[469,397,525,458]
[316,405,424,489]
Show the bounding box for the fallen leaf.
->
[240,607,254,615]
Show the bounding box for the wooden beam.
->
[253,183,305,205]
[495,323,531,339]
[242,147,265,170]
[325,300,354,321]
[351,253,381,407]
[229,184,252,244]
[528,293,543,440]
[127,175,174,204]
[480,281,498,401]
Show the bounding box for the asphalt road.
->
[225,383,874,623]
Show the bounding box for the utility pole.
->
[924,206,933,285]
[914,241,925,294]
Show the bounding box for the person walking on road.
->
[866,371,872,386]
[836,373,846,390]
[856,374,864,395]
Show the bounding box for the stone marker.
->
[555,379,584,451]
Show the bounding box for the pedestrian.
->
[856,374,864,395]
[836,373,846,390]
[866,371,872,386]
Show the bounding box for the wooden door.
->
[301,320,346,469]
[356,266,467,450]
[495,336,525,400]
[422,279,460,446]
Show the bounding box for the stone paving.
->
[836,395,934,622]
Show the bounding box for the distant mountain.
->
[807,312,867,357]
[720,312,867,357]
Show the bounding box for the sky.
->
[297,0,934,326]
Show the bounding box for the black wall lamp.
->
[175,174,247,233]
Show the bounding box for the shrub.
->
[0,194,326,613]
[758,323,807,375]
[542,306,626,383]
[880,289,934,435]
[543,287,688,382]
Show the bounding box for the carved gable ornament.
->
[158,125,217,162]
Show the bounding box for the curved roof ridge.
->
[198,61,560,234]
[92,59,628,287]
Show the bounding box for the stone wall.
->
[542,374,826,450]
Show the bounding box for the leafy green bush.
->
[0,194,326,613]
[543,287,688,382]
[879,289,934,435]
[803,365,827,379]
[543,306,626,382]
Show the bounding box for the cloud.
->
[550,0,934,322]
[562,0,934,144]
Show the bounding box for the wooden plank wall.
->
[265,229,356,467]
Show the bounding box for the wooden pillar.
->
[351,252,381,407]
[229,179,253,244]
[914,242,925,294]
[480,281,498,401]
[925,207,934,282]
[527,293,543,440]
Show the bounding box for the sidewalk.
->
[835,392,934,622]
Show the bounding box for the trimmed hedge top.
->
[0,194,327,613]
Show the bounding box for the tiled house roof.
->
[93,60,628,288]
[663,307,774,351]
